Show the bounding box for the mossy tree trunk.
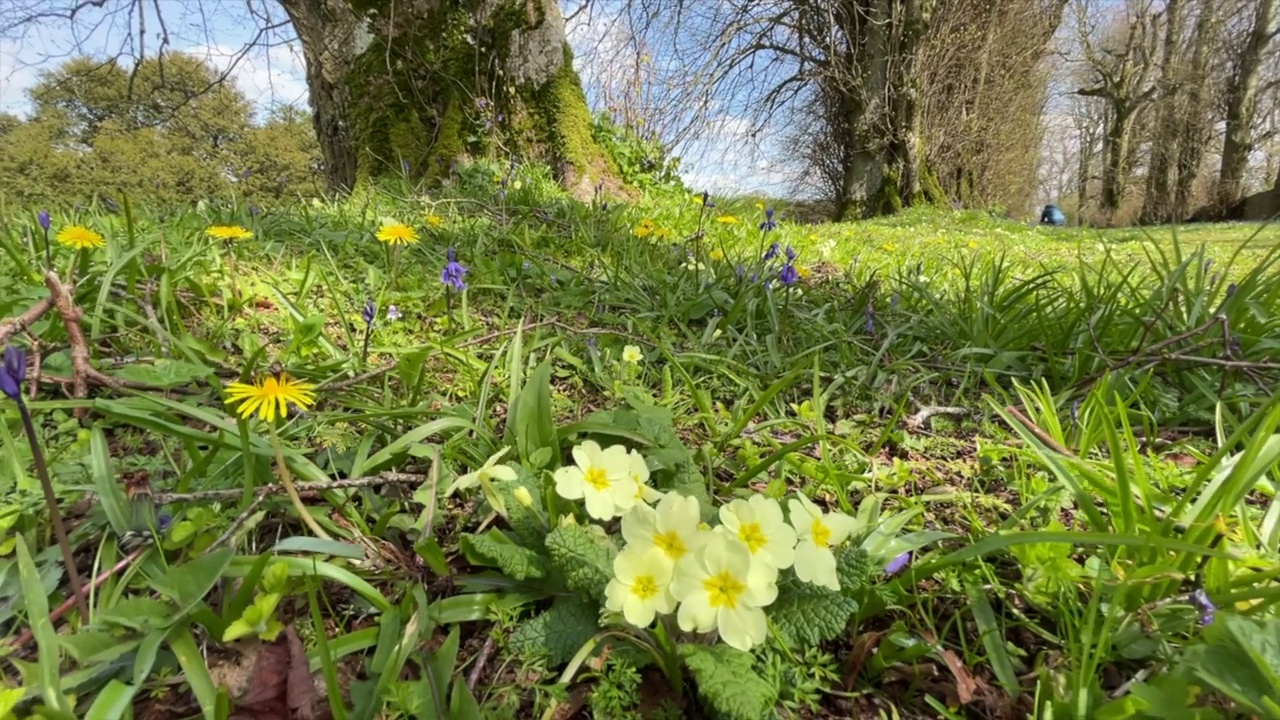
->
[831,0,944,221]
[281,0,614,196]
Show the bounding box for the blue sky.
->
[0,0,786,196]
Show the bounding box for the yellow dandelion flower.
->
[709,248,725,261]
[715,215,738,224]
[692,194,705,205]
[224,372,317,423]
[967,240,979,249]
[654,227,674,241]
[797,265,812,279]
[56,225,105,250]
[634,219,656,238]
[376,223,419,246]
[425,214,444,228]
[882,243,897,252]
[206,225,253,242]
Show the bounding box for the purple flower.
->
[735,264,745,280]
[1,345,27,400]
[778,262,799,287]
[785,245,797,262]
[890,292,900,309]
[477,97,489,110]
[1191,588,1215,626]
[758,206,776,232]
[1227,283,1237,298]
[763,242,781,262]
[441,247,468,290]
[362,299,377,326]
[37,210,50,232]
[248,205,261,217]
[386,305,401,321]
[864,306,875,335]
[701,191,714,208]
[885,551,911,575]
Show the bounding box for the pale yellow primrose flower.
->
[788,494,859,591]
[444,447,520,516]
[671,532,778,652]
[554,441,638,520]
[513,486,534,508]
[717,495,797,570]
[629,449,663,504]
[605,546,677,627]
[622,492,707,562]
[622,345,644,364]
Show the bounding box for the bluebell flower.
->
[386,305,401,321]
[763,242,781,261]
[37,210,50,232]
[248,205,261,217]
[890,292,899,309]
[1227,283,1237,298]
[1191,588,1215,626]
[362,299,377,326]
[885,551,911,575]
[586,336,598,349]
[785,244,797,262]
[735,264,745,280]
[758,206,776,232]
[864,306,875,335]
[1,346,26,400]
[778,262,799,287]
[157,513,173,532]
[701,190,715,208]
[441,247,469,290]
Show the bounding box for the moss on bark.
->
[337,0,613,195]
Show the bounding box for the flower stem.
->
[267,424,331,540]
[16,397,91,621]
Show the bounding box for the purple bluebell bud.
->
[1191,588,1215,626]
[362,299,377,326]
[37,210,50,232]
[441,247,468,290]
[890,292,900,309]
[785,245,797,262]
[1,345,27,400]
[885,551,911,575]
[1226,283,1237,298]
[763,242,781,262]
[864,306,875,335]
[778,262,799,287]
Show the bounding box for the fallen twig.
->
[905,405,969,431]
[7,545,149,651]
[0,297,54,345]
[152,471,425,505]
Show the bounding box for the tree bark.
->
[279,0,614,196]
[1172,0,1217,219]
[1217,0,1277,210]
[1139,0,1185,225]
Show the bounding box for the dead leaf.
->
[842,630,886,690]
[231,626,329,720]
[921,630,981,705]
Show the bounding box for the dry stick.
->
[6,545,149,651]
[466,636,498,693]
[43,270,124,417]
[152,472,424,505]
[0,296,55,345]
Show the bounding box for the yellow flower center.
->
[584,466,610,491]
[631,574,659,600]
[703,571,746,610]
[652,530,687,560]
[811,518,831,547]
[737,522,769,554]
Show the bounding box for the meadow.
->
[2,162,1280,720]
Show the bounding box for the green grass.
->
[2,166,1280,720]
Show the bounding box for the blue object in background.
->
[1040,204,1067,227]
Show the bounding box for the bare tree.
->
[1072,0,1160,221]
[1138,0,1186,224]
[1216,0,1278,210]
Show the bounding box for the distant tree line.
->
[0,53,322,208]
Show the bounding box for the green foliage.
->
[460,529,551,580]
[679,644,778,720]
[545,523,616,598]
[0,53,320,206]
[587,655,645,720]
[591,112,683,190]
[508,596,600,666]
[1182,615,1280,716]
[770,577,859,647]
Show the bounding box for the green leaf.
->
[769,579,858,647]
[679,643,777,720]
[149,547,234,616]
[272,536,368,559]
[545,523,616,597]
[14,535,70,715]
[84,679,136,720]
[111,359,213,388]
[508,597,599,666]
[460,530,550,581]
[836,545,873,596]
[512,357,559,469]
